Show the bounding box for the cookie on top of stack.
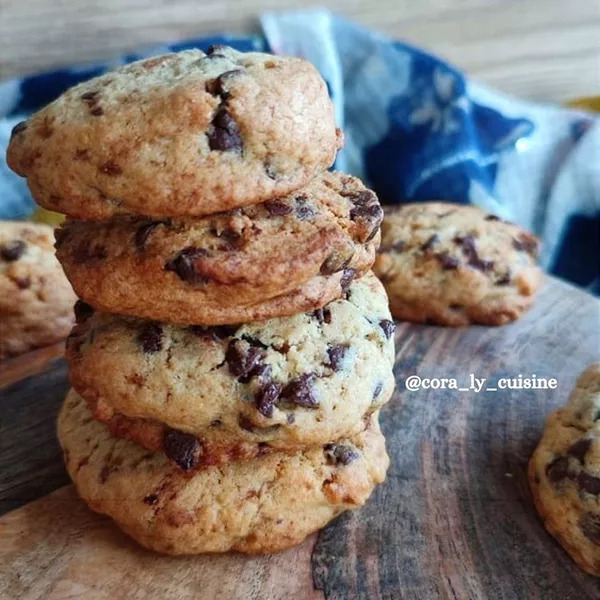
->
[7,46,395,555]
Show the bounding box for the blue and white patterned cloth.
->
[1,10,598,292]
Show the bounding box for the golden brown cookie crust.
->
[0,220,76,358]
[55,172,382,325]
[373,203,542,326]
[528,363,600,576]
[58,391,389,555]
[66,273,396,466]
[7,47,343,219]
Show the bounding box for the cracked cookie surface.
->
[55,172,382,325]
[7,47,342,219]
[373,202,542,326]
[58,390,389,555]
[529,363,600,576]
[0,221,76,358]
[65,273,396,469]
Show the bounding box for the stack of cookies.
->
[7,47,395,554]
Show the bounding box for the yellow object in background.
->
[566,96,600,113]
[31,207,64,226]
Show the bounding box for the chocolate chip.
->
[324,443,360,466]
[454,235,494,271]
[134,221,164,250]
[81,91,100,101]
[578,472,600,495]
[340,268,355,291]
[207,44,228,56]
[287,413,295,424]
[238,415,256,432]
[205,69,242,97]
[74,300,94,323]
[137,323,163,354]
[1,240,26,261]
[143,494,158,505]
[373,381,383,399]
[99,160,122,176]
[313,307,332,324]
[513,234,539,257]
[320,249,354,275]
[485,214,500,221]
[264,200,293,216]
[14,276,30,289]
[420,234,439,252]
[495,271,511,286]
[379,319,396,339]
[281,374,318,408]
[567,438,592,463]
[10,121,27,137]
[264,163,279,180]
[90,106,104,116]
[435,252,460,270]
[226,339,264,379]
[252,363,273,383]
[215,227,242,249]
[163,428,201,471]
[190,325,237,341]
[255,381,282,418]
[208,109,242,151]
[165,247,210,284]
[295,196,316,220]
[379,240,405,253]
[326,344,349,371]
[579,513,600,545]
[546,456,569,482]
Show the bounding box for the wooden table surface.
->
[1,276,599,599]
[1,0,599,103]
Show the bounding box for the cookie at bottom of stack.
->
[529,363,600,576]
[59,390,389,555]
[373,203,541,326]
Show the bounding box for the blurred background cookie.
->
[373,203,542,326]
[0,220,76,358]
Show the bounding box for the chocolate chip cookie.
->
[7,47,342,219]
[529,363,600,576]
[58,390,389,554]
[66,273,396,470]
[373,203,542,326]
[0,221,76,358]
[55,172,382,325]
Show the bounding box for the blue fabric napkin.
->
[1,9,598,292]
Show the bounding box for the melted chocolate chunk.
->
[435,252,460,270]
[578,472,600,495]
[134,221,164,250]
[10,121,27,137]
[74,300,94,323]
[546,456,569,482]
[350,202,383,224]
[255,381,282,418]
[567,438,592,463]
[379,319,396,339]
[455,235,494,271]
[513,234,539,257]
[420,234,439,252]
[208,109,242,151]
[340,268,355,291]
[327,344,349,371]
[137,323,163,354]
[205,69,242,97]
[281,374,319,408]
[163,428,201,471]
[264,200,292,216]
[295,196,316,220]
[165,247,209,284]
[324,443,360,466]
[313,307,332,324]
[579,513,600,546]
[226,339,264,379]
[0,240,26,261]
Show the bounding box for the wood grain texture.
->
[0,275,599,599]
[1,0,599,102]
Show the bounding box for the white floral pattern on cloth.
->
[0,12,598,293]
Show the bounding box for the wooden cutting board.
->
[1,275,599,599]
